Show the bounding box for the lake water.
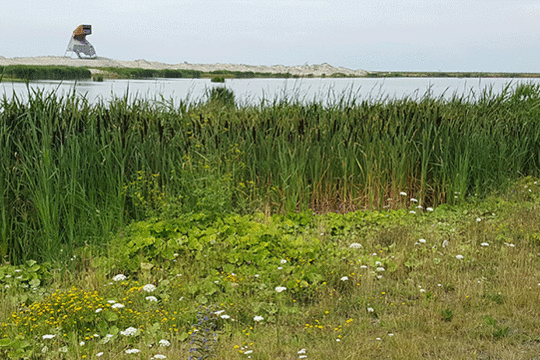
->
[1,77,539,106]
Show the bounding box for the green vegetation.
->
[210,75,225,83]
[97,67,203,79]
[2,84,540,358]
[2,184,540,358]
[367,71,540,78]
[2,83,540,263]
[0,65,91,81]
[97,68,299,80]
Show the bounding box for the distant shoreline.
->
[0,56,367,78]
[1,56,540,79]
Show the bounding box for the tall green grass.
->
[2,84,540,263]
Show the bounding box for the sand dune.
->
[0,56,367,77]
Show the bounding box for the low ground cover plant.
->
[2,179,540,358]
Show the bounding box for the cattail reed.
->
[1,83,540,262]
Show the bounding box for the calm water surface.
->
[2,77,539,106]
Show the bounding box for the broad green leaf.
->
[102,310,119,322]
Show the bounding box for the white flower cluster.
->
[120,327,138,336]
[125,348,140,354]
[158,339,171,347]
[143,284,156,292]
[113,274,127,281]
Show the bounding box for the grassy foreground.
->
[2,180,540,359]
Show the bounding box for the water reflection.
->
[1,77,538,106]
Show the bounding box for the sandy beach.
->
[0,56,367,77]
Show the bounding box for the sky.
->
[1,0,539,72]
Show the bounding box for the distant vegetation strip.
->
[98,67,305,79]
[367,71,540,78]
[3,65,540,81]
[0,65,91,80]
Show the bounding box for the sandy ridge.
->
[0,56,367,77]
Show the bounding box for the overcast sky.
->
[1,0,539,72]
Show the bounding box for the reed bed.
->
[1,84,540,263]
[0,65,91,81]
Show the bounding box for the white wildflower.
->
[214,310,225,315]
[410,198,418,202]
[158,339,171,347]
[418,238,426,244]
[426,207,434,212]
[298,349,307,354]
[151,355,167,360]
[79,341,85,346]
[107,300,116,304]
[113,274,127,282]
[480,242,489,247]
[112,303,124,309]
[96,352,104,357]
[349,243,362,249]
[253,315,264,322]
[275,286,287,293]
[442,240,449,248]
[42,334,55,340]
[360,265,368,269]
[120,327,138,336]
[367,307,374,313]
[400,192,407,196]
[476,218,482,222]
[376,267,385,272]
[340,276,349,281]
[220,314,230,319]
[142,284,156,292]
[125,348,140,354]
[95,308,103,313]
[456,254,464,260]
[146,296,158,302]
[409,210,416,214]
[280,259,287,264]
